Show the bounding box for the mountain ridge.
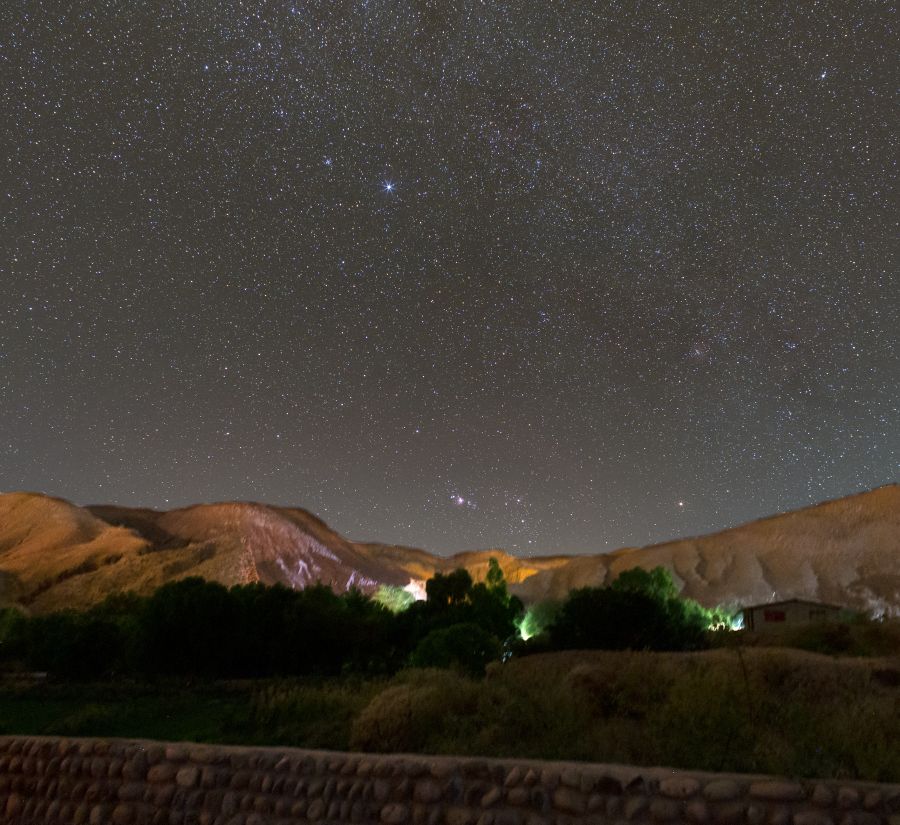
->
[1,485,897,615]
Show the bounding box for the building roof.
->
[741,597,848,612]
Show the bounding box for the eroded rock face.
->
[0,736,899,825]
[0,494,411,613]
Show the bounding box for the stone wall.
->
[1,736,898,825]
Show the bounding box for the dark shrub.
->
[410,623,502,675]
[550,583,708,651]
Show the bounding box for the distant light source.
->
[403,578,427,602]
[515,610,538,640]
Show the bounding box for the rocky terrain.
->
[0,485,897,615]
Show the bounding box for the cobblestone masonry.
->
[0,736,898,825]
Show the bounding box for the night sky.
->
[1,1,897,555]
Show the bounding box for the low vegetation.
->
[0,563,897,780]
[0,562,727,680]
[715,614,900,658]
[0,648,896,780]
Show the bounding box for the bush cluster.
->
[0,562,730,680]
[1,583,397,679]
[0,560,521,679]
[516,566,728,655]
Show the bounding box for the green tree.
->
[138,577,239,676]
[409,622,502,675]
[426,569,474,606]
[486,558,507,598]
[0,607,24,660]
[611,566,678,601]
[550,565,710,652]
[8,611,126,679]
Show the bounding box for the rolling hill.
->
[507,484,900,617]
[0,485,897,615]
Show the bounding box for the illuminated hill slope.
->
[0,495,409,613]
[509,485,900,617]
[0,485,897,615]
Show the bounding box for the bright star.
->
[383,181,394,192]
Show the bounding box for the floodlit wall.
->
[1,736,899,824]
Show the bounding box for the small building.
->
[741,598,847,631]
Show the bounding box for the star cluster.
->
[1,1,896,553]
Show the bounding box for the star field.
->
[1,1,897,554]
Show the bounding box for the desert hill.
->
[0,494,411,613]
[508,485,900,617]
[0,485,898,615]
[353,543,571,588]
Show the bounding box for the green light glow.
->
[515,600,561,640]
[373,585,416,613]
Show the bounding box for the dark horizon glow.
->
[2,2,897,555]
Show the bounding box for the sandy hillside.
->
[509,485,900,616]
[1,485,897,615]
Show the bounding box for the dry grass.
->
[1,647,897,780]
[349,648,900,780]
[718,617,900,657]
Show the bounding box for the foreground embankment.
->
[1,736,899,825]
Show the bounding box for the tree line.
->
[0,562,726,680]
